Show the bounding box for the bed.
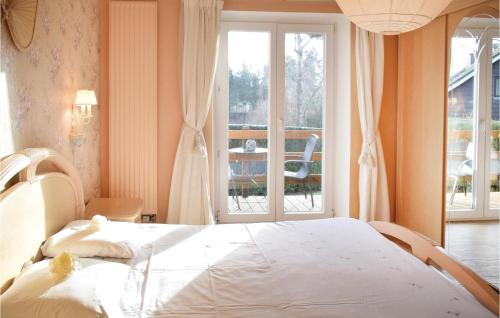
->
[0,148,498,317]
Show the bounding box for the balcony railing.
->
[228,128,322,184]
[447,129,500,141]
[447,129,500,160]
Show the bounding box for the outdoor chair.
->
[449,142,473,206]
[284,134,319,207]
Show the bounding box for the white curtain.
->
[355,27,390,222]
[168,0,223,225]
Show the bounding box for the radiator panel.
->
[109,1,158,213]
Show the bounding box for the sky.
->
[228,31,324,74]
[450,36,499,76]
[226,31,497,78]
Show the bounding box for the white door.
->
[214,22,334,223]
[447,25,500,220]
[484,31,500,218]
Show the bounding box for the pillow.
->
[41,220,140,259]
[0,258,130,318]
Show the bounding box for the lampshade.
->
[336,0,453,35]
[75,90,97,106]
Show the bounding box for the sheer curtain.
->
[355,27,390,222]
[168,0,223,225]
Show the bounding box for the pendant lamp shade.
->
[336,0,452,35]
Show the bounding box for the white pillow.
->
[41,220,140,259]
[1,258,129,318]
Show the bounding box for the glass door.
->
[446,19,500,220]
[215,23,276,223]
[215,22,334,223]
[276,25,334,221]
[485,32,500,218]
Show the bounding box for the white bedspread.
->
[111,218,494,317]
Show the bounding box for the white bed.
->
[0,148,498,317]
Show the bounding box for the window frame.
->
[447,27,500,220]
[212,11,352,223]
[212,11,351,223]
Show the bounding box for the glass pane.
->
[447,35,478,211]
[283,32,324,213]
[227,31,270,214]
[490,36,500,210]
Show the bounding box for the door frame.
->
[275,23,335,221]
[214,21,335,223]
[484,28,499,218]
[214,22,277,224]
[447,26,500,221]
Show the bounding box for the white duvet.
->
[5,218,497,317]
[112,218,495,317]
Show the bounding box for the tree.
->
[284,33,324,129]
[229,64,269,126]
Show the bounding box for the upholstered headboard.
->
[0,148,85,293]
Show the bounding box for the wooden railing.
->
[228,129,322,140]
[447,130,500,160]
[236,174,322,185]
[228,129,322,162]
[229,129,322,184]
[448,130,500,140]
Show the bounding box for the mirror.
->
[1,0,39,51]
[445,14,499,290]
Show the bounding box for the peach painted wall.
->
[99,0,399,222]
[100,0,109,197]
[380,36,398,221]
[157,0,183,223]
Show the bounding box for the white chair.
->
[284,134,319,207]
[449,142,474,206]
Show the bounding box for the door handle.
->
[278,117,284,131]
[479,119,486,132]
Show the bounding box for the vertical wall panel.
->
[110,1,158,213]
[396,17,447,244]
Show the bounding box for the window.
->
[446,25,499,220]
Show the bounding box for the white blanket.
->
[110,218,495,317]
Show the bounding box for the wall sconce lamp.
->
[70,89,98,143]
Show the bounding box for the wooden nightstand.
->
[85,198,144,223]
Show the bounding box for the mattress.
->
[110,218,495,317]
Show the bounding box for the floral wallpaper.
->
[1,0,100,200]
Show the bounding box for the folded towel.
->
[88,214,108,231]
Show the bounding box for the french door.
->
[214,22,334,223]
[446,26,500,220]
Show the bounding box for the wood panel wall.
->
[396,17,448,244]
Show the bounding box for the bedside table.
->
[85,198,144,223]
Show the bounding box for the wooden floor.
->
[446,191,500,210]
[445,221,499,289]
[228,193,322,214]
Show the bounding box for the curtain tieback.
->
[358,138,377,168]
[184,122,207,158]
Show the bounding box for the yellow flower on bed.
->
[49,251,80,278]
